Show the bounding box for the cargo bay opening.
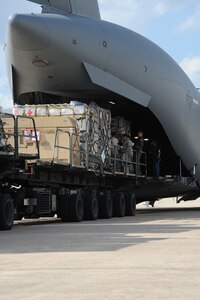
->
[14,91,189,178]
[0,93,197,231]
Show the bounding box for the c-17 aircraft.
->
[4,0,200,203]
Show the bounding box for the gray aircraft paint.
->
[28,0,101,19]
[4,1,200,181]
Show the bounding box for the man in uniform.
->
[121,134,134,173]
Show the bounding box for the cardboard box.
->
[3,115,80,165]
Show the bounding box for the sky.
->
[1,0,200,110]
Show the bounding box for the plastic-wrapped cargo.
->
[61,104,74,116]
[68,101,111,164]
[48,105,61,116]
[12,105,24,116]
[89,102,111,160]
[71,102,90,132]
[36,105,48,116]
[11,102,111,166]
[111,116,131,137]
[24,105,36,117]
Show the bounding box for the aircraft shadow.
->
[1,207,200,254]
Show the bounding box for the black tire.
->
[98,190,113,219]
[69,193,84,222]
[57,194,70,222]
[125,193,136,216]
[14,215,23,221]
[0,193,14,231]
[84,190,98,220]
[113,192,126,217]
[14,188,25,221]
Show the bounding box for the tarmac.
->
[1,198,200,300]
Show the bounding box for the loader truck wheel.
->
[125,193,136,216]
[98,190,113,219]
[69,193,84,222]
[84,190,98,220]
[113,192,126,217]
[0,193,14,230]
[57,194,70,222]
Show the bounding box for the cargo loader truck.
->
[0,104,197,231]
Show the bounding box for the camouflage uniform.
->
[122,138,134,163]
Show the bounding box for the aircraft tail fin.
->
[27,0,101,19]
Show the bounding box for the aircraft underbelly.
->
[135,177,197,201]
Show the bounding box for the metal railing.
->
[0,113,40,160]
[0,114,147,178]
[53,129,147,178]
[15,115,40,159]
[0,113,15,153]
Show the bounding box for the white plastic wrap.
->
[49,106,61,116]
[12,106,24,116]
[61,106,74,116]
[88,102,111,158]
[111,116,131,137]
[24,105,36,117]
[73,103,90,132]
[36,106,48,116]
